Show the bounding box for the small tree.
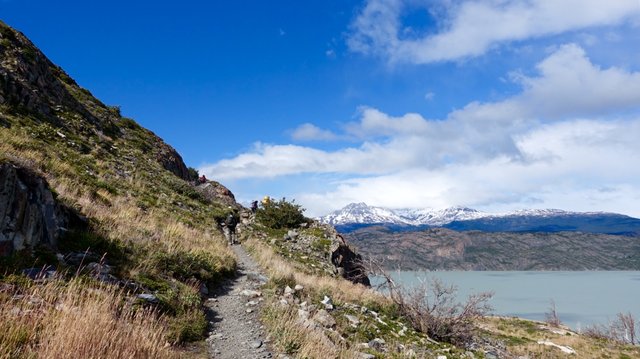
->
[612,312,637,345]
[545,300,562,327]
[372,262,493,345]
[584,312,637,345]
[255,197,309,229]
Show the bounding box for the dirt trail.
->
[205,245,274,359]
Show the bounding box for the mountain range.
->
[319,202,640,235]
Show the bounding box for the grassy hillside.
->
[1,20,235,356]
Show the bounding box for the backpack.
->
[225,213,237,227]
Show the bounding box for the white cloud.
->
[348,0,640,64]
[424,91,435,101]
[345,107,431,138]
[298,119,640,216]
[200,45,640,216]
[325,49,336,58]
[291,123,339,141]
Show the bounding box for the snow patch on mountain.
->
[318,203,610,226]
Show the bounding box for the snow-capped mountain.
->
[394,207,488,226]
[318,203,612,227]
[319,203,489,226]
[319,202,408,225]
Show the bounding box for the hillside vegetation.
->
[1,20,235,356]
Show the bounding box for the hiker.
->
[223,211,238,245]
[261,196,271,207]
[198,175,207,184]
[250,200,258,213]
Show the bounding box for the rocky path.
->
[205,245,274,359]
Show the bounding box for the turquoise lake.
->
[378,271,640,331]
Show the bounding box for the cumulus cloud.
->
[348,0,640,63]
[290,123,339,141]
[200,45,640,216]
[201,45,640,179]
[298,119,640,216]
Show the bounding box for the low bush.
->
[167,308,208,344]
[255,197,309,229]
[150,249,228,287]
[58,230,130,268]
[0,244,60,276]
[584,312,637,345]
[377,271,493,346]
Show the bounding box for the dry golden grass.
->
[246,238,399,358]
[481,316,640,358]
[246,237,382,305]
[52,179,235,270]
[261,302,361,359]
[0,278,178,359]
[1,119,236,356]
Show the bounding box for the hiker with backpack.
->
[222,210,238,245]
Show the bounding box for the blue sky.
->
[3,1,640,217]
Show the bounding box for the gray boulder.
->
[0,163,76,255]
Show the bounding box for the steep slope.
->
[0,20,237,355]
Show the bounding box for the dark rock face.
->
[155,142,191,181]
[195,181,240,208]
[0,163,68,255]
[331,234,371,287]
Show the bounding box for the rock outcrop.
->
[195,181,241,209]
[0,162,69,255]
[330,234,371,286]
[154,139,191,181]
[262,221,371,286]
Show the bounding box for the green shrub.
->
[108,105,121,117]
[58,230,129,267]
[268,272,296,292]
[22,47,36,62]
[166,177,205,202]
[0,245,59,275]
[118,117,139,130]
[187,167,199,181]
[311,238,332,252]
[167,309,208,344]
[255,197,309,229]
[151,249,227,287]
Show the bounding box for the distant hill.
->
[321,203,640,235]
[345,227,640,271]
[444,212,640,235]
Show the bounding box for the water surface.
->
[378,271,640,331]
